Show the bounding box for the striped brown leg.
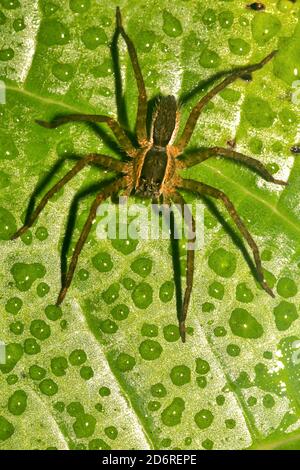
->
[36,114,136,157]
[179,178,274,297]
[57,177,127,305]
[181,147,287,185]
[11,154,126,240]
[172,192,196,343]
[116,7,148,145]
[176,51,277,152]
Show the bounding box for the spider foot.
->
[10,226,27,240]
[179,321,186,343]
[56,286,68,306]
[116,6,122,28]
[273,178,288,186]
[35,119,55,129]
[262,280,275,298]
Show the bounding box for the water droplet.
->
[228,38,250,56]
[88,439,111,450]
[226,343,241,357]
[5,296,22,314]
[216,395,225,406]
[81,26,107,50]
[132,282,153,309]
[208,281,225,300]
[110,304,129,321]
[73,413,96,438]
[69,0,90,13]
[35,226,48,241]
[225,418,236,429]
[30,319,51,341]
[276,277,297,298]
[162,10,182,38]
[195,358,210,375]
[194,409,214,429]
[13,17,25,31]
[131,257,152,278]
[69,349,87,366]
[80,365,94,380]
[99,386,110,397]
[39,20,70,46]
[78,269,89,281]
[91,58,113,78]
[202,302,214,312]
[273,301,298,331]
[151,383,167,398]
[199,48,221,69]
[229,308,264,338]
[6,374,18,385]
[161,397,185,426]
[159,281,174,303]
[29,364,46,381]
[0,416,15,441]
[139,339,162,361]
[236,282,254,303]
[163,324,180,342]
[148,401,161,411]
[102,282,120,304]
[263,394,275,408]
[202,438,214,450]
[202,9,217,27]
[170,365,191,386]
[39,378,58,396]
[0,343,23,374]
[115,353,136,372]
[277,0,294,13]
[1,0,20,9]
[92,251,113,272]
[8,389,27,415]
[251,13,281,45]
[111,235,138,255]
[100,319,118,334]
[243,95,275,128]
[0,132,18,160]
[121,277,136,290]
[218,10,234,29]
[51,356,68,376]
[249,137,263,155]
[45,304,62,321]
[10,262,46,291]
[135,30,156,53]
[208,248,236,278]
[104,426,118,440]
[9,321,24,335]
[24,338,40,355]
[141,323,158,337]
[279,108,297,126]
[67,401,84,416]
[52,63,74,82]
[220,88,241,103]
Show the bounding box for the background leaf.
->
[1,0,300,450]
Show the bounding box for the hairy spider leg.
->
[181,147,287,186]
[11,154,126,240]
[116,7,148,146]
[176,50,277,152]
[36,114,136,158]
[172,191,196,343]
[179,178,275,298]
[56,177,128,305]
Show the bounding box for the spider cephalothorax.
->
[11,7,286,342]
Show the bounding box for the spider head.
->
[152,95,179,147]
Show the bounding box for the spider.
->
[11,7,287,343]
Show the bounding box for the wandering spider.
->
[11,7,287,342]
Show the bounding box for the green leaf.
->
[1,0,300,450]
